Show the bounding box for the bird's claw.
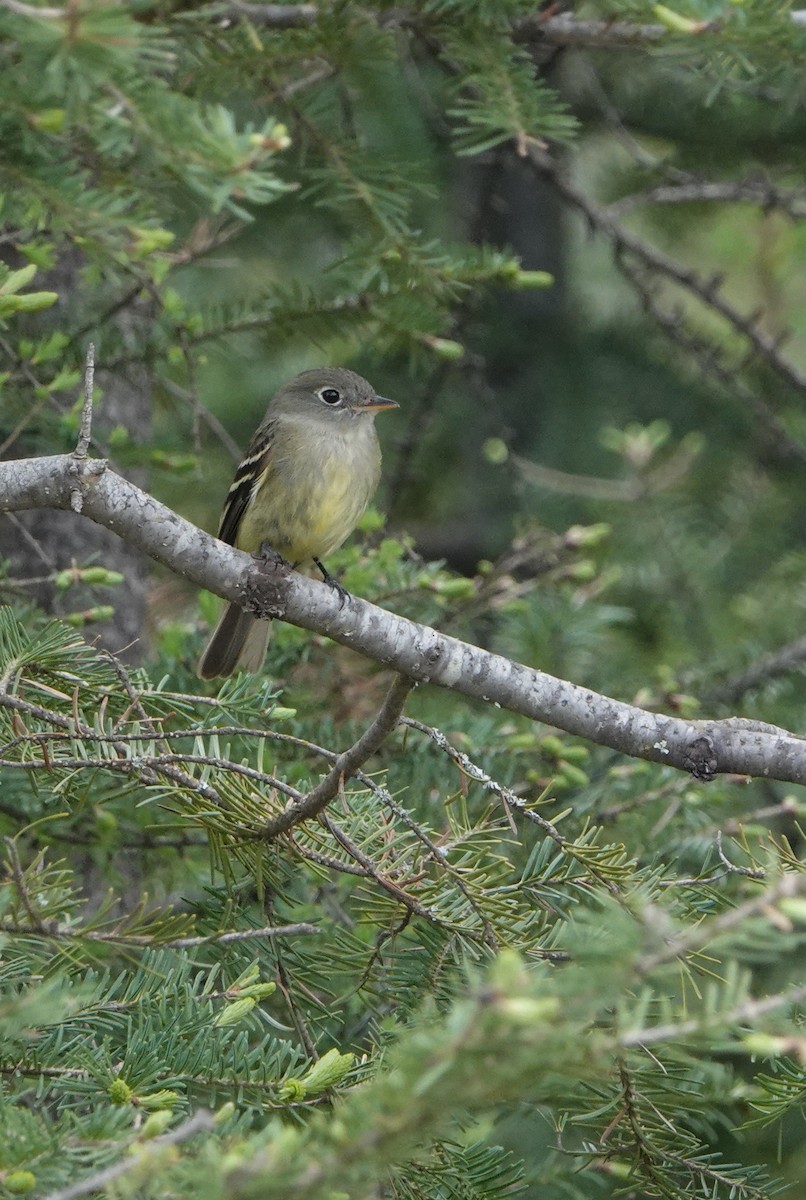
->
[314,557,350,608]
[256,542,289,568]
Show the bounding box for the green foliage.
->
[442,28,577,155]
[2,600,806,1198]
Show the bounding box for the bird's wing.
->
[217,420,276,546]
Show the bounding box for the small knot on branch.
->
[683,734,717,782]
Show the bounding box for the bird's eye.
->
[318,387,342,406]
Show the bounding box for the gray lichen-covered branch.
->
[2,451,806,784]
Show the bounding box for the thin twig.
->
[319,810,439,924]
[714,829,766,881]
[703,636,806,705]
[0,0,65,16]
[513,14,670,49]
[615,252,806,464]
[609,177,806,221]
[528,145,806,401]
[222,2,317,29]
[0,390,51,457]
[0,918,318,947]
[400,716,622,898]
[621,982,806,1050]
[0,691,237,812]
[638,871,806,976]
[260,675,416,836]
[160,377,242,463]
[73,343,95,460]
[512,435,701,502]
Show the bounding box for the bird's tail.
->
[197,603,272,679]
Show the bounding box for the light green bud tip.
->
[563,522,611,549]
[741,1033,790,1058]
[508,269,553,290]
[232,961,260,989]
[435,576,475,599]
[0,291,59,314]
[653,4,703,32]
[214,997,257,1026]
[424,335,465,361]
[65,606,115,626]
[108,1079,133,1105]
[269,707,296,721]
[778,897,806,927]
[482,438,509,465]
[281,1048,355,1099]
[140,1110,175,1139]
[6,1173,36,1195]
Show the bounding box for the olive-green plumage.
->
[197,367,397,679]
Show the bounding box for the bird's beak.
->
[359,395,399,413]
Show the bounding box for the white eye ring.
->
[318,387,342,406]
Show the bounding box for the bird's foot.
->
[314,557,350,607]
[256,542,290,568]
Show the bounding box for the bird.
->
[197,366,398,679]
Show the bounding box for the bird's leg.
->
[313,557,350,607]
[257,541,290,568]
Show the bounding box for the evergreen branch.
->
[513,14,670,49]
[2,709,502,934]
[703,635,806,705]
[527,145,806,402]
[0,688,300,809]
[286,834,369,877]
[400,715,629,902]
[360,773,502,950]
[0,749,304,816]
[109,294,371,366]
[319,811,441,925]
[219,2,317,29]
[4,453,806,786]
[218,3,666,48]
[610,1058,686,1199]
[225,954,585,1200]
[621,981,806,1050]
[0,0,66,16]
[214,7,747,52]
[607,1059,772,1200]
[512,438,701,501]
[614,253,806,464]
[401,716,580,845]
[41,1110,215,1200]
[264,724,504,943]
[0,918,318,947]
[637,871,806,976]
[260,675,415,836]
[608,177,806,220]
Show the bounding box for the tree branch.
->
[513,14,670,49]
[527,145,806,401]
[608,177,806,221]
[261,674,415,836]
[41,1111,215,1200]
[703,636,806,706]
[220,2,317,29]
[3,452,806,784]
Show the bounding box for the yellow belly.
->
[235,436,379,565]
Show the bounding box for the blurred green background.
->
[3,2,806,1197]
